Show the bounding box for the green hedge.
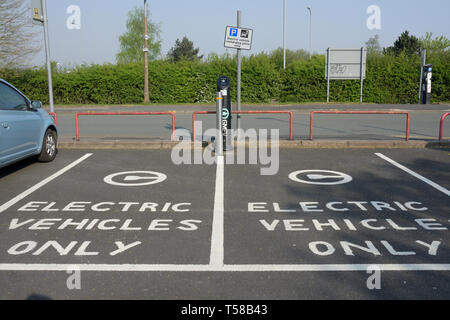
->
[0,52,448,104]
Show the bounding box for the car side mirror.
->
[31,100,43,110]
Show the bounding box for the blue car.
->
[0,79,57,169]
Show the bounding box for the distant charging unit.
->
[217,76,233,151]
[421,64,433,104]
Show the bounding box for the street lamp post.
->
[143,0,149,103]
[283,0,286,69]
[307,6,312,58]
[42,0,54,113]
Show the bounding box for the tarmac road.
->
[0,148,448,300]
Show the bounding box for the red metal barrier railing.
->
[309,110,410,141]
[75,112,175,141]
[48,112,58,125]
[192,111,215,141]
[439,112,449,141]
[192,110,294,141]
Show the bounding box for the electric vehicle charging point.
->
[217,76,233,152]
[422,64,433,105]
[215,91,223,155]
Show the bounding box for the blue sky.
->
[31,0,450,66]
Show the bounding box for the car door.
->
[0,82,41,165]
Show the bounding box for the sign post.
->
[325,48,367,103]
[236,11,242,139]
[418,49,427,104]
[326,48,330,103]
[224,22,253,138]
[359,47,366,103]
[31,0,54,113]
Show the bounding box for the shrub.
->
[1,52,448,104]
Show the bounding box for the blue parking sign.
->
[225,26,253,50]
[230,28,238,37]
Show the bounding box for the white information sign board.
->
[224,26,253,50]
[325,48,367,102]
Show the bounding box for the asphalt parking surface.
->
[0,148,449,299]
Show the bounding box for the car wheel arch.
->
[37,125,57,154]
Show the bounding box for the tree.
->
[419,32,450,56]
[268,48,310,69]
[116,6,161,64]
[365,35,382,55]
[167,36,203,62]
[0,0,41,68]
[384,31,421,56]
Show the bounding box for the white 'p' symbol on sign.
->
[66,5,81,30]
[366,5,381,30]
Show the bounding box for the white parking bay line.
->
[1,263,450,272]
[375,153,450,197]
[209,156,224,267]
[0,153,93,213]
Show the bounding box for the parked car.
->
[0,79,57,169]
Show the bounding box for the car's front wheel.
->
[38,129,57,162]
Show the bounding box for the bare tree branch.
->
[0,0,42,69]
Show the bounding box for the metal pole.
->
[283,0,286,69]
[307,7,311,58]
[236,10,242,138]
[215,91,223,155]
[42,0,54,113]
[360,47,365,103]
[418,49,426,104]
[326,48,330,103]
[144,0,149,103]
[360,75,364,103]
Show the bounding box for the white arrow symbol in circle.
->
[306,174,343,180]
[123,175,159,181]
[289,170,352,185]
[104,171,167,187]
